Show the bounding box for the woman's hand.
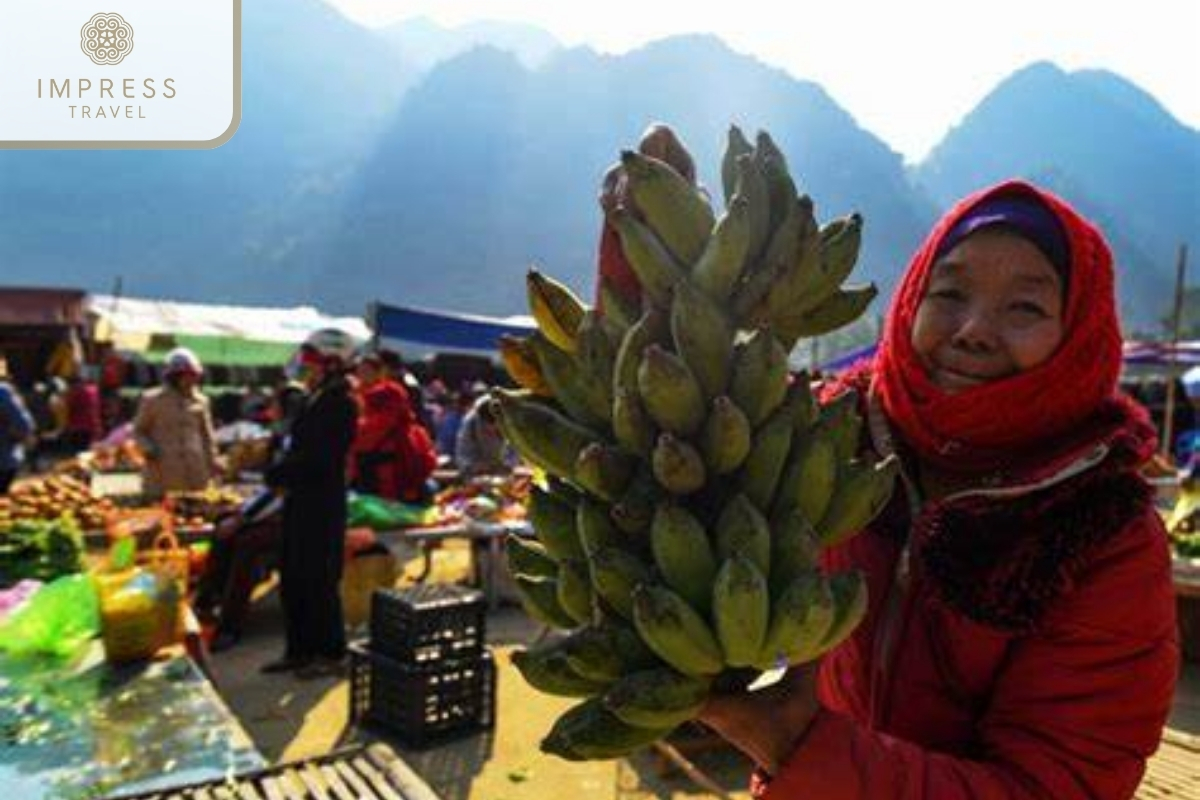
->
[696,666,821,775]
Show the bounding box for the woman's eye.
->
[929,288,964,302]
[1010,301,1048,318]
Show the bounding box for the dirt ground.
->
[207,540,1199,800]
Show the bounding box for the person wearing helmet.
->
[133,347,220,499]
[262,328,359,677]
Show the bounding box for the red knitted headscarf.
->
[873,180,1123,473]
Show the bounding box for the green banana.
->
[820,389,863,461]
[621,149,715,266]
[609,208,687,306]
[638,122,698,185]
[612,468,660,535]
[784,283,878,340]
[767,511,822,599]
[541,697,674,761]
[637,344,707,437]
[804,213,864,311]
[691,196,751,303]
[575,443,637,503]
[562,625,626,682]
[701,396,752,475]
[764,198,822,324]
[728,328,790,427]
[576,498,621,556]
[492,391,598,479]
[507,534,559,579]
[732,153,771,263]
[589,546,653,620]
[712,555,770,667]
[512,644,608,697]
[528,332,609,428]
[737,406,794,513]
[817,455,899,547]
[670,279,734,400]
[733,192,805,323]
[714,493,772,576]
[613,387,657,458]
[772,427,838,525]
[652,434,707,496]
[575,310,617,409]
[598,277,639,333]
[720,124,754,205]
[528,485,584,561]
[527,268,587,353]
[558,558,595,625]
[756,572,835,668]
[754,132,798,233]
[631,585,724,676]
[604,668,712,729]
[651,503,718,613]
[821,571,869,651]
[786,373,819,432]
[498,335,552,396]
[515,574,581,630]
[613,306,669,398]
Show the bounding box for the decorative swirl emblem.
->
[81,13,134,65]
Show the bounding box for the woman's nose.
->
[950,310,997,352]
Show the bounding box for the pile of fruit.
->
[167,488,244,530]
[0,476,114,531]
[493,124,897,760]
[0,515,85,585]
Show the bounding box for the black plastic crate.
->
[370,583,486,664]
[349,641,496,747]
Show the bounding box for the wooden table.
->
[375,519,532,609]
[0,640,263,799]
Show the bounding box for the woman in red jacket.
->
[700,180,1179,800]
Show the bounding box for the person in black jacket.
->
[261,329,359,677]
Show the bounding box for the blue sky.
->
[324,0,1200,163]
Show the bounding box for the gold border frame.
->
[1,0,241,150]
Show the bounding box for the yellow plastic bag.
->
[93,531,189,664]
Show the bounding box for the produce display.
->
[167,488,244,530]
[431,474,532,526]
[494,124,897,761]
[0,476,114,531]
[0,516,85,585]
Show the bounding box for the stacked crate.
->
[350,584,495,747]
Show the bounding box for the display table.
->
[375,519,532,609]
[1174,556,1200,663]
[0,641,263,799]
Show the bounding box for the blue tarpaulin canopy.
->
[370,302,536,353]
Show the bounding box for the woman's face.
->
[911,228,1066,394]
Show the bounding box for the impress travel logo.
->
[0,2,241,149]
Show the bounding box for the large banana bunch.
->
[495,123,896,762]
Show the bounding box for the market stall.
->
[0,286,88,385]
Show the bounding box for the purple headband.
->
[934,194,1070,280]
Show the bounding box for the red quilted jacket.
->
[755,382,1179,800]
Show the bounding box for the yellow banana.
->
[527,268,587,353]
[631,585,724,676]
[498,335,552,396]
[604,668,712,729]
[714,493,771,577]
[671,279,734,400]
[638,345,706,437]
[621,149,715,266]
[712,555,770,667]
[701,396,752,475]
[818,455,899,547]
[651,503,718,613]
[652,434,706,496]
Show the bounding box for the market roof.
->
[371,302,536,353]
[0,286,88,327]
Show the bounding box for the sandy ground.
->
[207,540,1199,800]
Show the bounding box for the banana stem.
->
[650,741,735,800]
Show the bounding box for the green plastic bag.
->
[347,493,437,531]
[0,573,99,659]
